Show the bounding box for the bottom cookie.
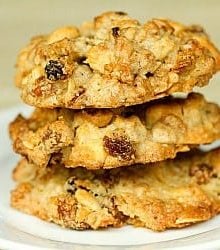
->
[11,149,220,231]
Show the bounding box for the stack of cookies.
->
[9,12,220,231]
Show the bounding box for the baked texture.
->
[9,93,220,170]
[15,11,220,109]
[11,148,220,231]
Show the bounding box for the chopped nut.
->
[152,114,186,143]
[57,197,75,221]
[65,177,77,194]
[47,26,79,44]
[189,163,216,184]
[75,189,101,210]
[32,86,42,97]
[173,41,196,73]
[168,72,179,83]
[83,110,113,128]
[70,87,86,103]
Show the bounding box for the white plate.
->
[0,106,220,250]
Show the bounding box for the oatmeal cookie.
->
[11,148,220,231]
[9,93,220,169]
[15,11,220,109]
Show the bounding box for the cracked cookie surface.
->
[15,11,220,109]
[11,148,220,231]
[9,93,220,169]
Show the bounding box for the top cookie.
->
[16,11,220,109]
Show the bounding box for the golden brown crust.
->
[11,148,220,231]
[9,93,220,169]
[15,12,220,109]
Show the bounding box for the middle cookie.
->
[9,93,220,170]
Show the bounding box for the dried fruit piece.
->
[145,72,154,78]
[45,60,66,81]
[115,11,127,15]
[32,86,42,97]
[112,27,120,37]
[76,56,87,65]
[65,177,77,194]
[103,135,134,161]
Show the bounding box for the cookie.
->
[9,93,220,169]
[11,148,220,231]
[15,11,220,109]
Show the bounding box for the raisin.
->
[112,27,120,37]
[145,72,154,78]
[115,11,127,15]
[103,135,134,161]
[76,56,87,65]
[78,185,91,192]
[65,177,92,195]
[65,177,77,194]
[45,60,66,81]
[67,177,76,185]
[187,25,204,33]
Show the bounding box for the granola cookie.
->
[9,93,220,169]
[15,11,220,109]
[11,148,220,231]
